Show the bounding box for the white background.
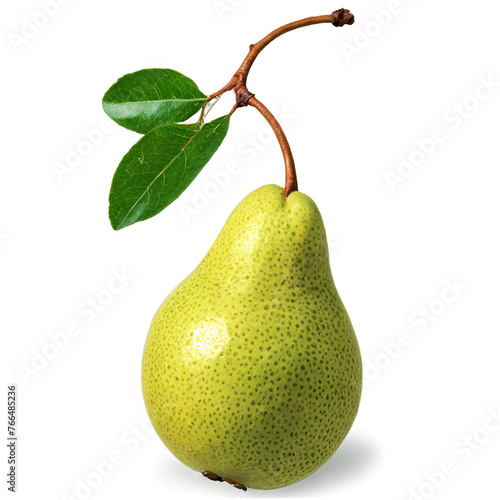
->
[2,0,500,499]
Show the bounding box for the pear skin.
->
[142,184,362,489]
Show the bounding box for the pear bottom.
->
[142,184,362,490]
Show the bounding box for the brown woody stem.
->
[248,96,297,197]
[208,9,355,198]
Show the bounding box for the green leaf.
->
[109,115,230,230]
[102,69,209,134]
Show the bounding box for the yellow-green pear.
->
[142,184,362,490]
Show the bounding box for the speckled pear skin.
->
[142,184,362,490]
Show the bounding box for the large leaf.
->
[109,115,230,230]
[103,69,209,134]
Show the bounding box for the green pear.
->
[142,184,362,490]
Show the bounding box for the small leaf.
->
[109,115,230,230]
[103,69,209,134]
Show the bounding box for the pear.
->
[142,184,362,490]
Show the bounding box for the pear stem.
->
[248,96,298,197]
[207,9,355,198]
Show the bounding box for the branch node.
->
[332,8,355,27]
[236,91,255,107]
